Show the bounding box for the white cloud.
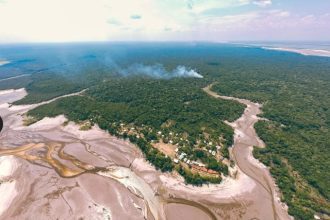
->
[0,0,190,42]
[185,0,263,14]
[0,0,328,42]
[0,0,110,42]
[190,9,330,41]
[253,0,272,7]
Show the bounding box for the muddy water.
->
[165,203,213,220]
[0,87,290,220]
[0,140,163,219]
[0,90,162,219]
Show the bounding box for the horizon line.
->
[0,40,330,45]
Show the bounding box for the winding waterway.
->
[0,86,290,220]
[203,84,290,220]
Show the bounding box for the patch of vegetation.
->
[127,134,174,172]
[12,68,116,105]
[176,165,222,185]
[23,115,38,126]
[79,121,92,130]
[0,75,31,90]
[13,73,84,104]
[27,77,244,183]
[253,121,330,219]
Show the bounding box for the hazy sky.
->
[0,0,329,43]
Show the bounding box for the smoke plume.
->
[119,63,203,79]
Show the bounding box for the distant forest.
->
[1,43,329,219]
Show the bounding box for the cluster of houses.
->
[117,124,223,177]
[174,151,205,166]
[173,147,220,177]
[118,123,136,134]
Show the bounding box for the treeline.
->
[14,73,85,104]
[254,121,330,219]
[13,67,117,105]
[177,165,221,185]
[191,148,229,175]
[211,49,330,219]
[127,134,173,172]
[28,77,244,184]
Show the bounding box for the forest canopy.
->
[1,43,329,220]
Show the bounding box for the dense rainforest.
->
[210,50,330,219]
[27,77,244,184]
[0,43,329,219]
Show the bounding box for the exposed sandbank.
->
[262,46,330,57]
[0,60,10,66]
[0,156,18,217]
[0,86,291,220]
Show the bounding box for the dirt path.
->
[203,84,290,220]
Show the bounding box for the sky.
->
[0,0,329,43]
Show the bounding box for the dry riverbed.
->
[0,87,291,220]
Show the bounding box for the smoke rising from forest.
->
[118,63,203,79]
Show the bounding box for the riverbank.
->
[262,46,330,57]
[0,90,151,219]
[0,86,291,219]
[203,84,291,220]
